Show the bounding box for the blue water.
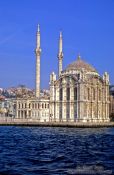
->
[0,127,114,175]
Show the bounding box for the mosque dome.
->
[64,55,97,73]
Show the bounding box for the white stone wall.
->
[49,71,110,123]
[16,98,50,122]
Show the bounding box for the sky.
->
[0,0,114,89]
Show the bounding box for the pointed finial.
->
[38,24,40,32]
[60,31,62,38]
[77,53,81,60]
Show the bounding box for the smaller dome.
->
[65,55,97,73]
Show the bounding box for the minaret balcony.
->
[58,52,63,59]
[35,48,41,55]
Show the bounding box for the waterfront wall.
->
[0,116,114,128]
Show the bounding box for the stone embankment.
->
[0,117,114,128]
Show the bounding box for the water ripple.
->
[0,126,114,174]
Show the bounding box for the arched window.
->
[88,88,90,100]
[99,89,101,101]
[32,103,34,109]
[18,103,20,109]
[67,87,70,101]
[29,111,31,117]
[59,88,63,101]
[18,111,20,118]
[29,103,31,108]
[102,88,105,101]
[93,88,95,100]
[21,111,23,118]
[35,103,37,109]
[74,87,77,100]
[25,111,27,118]
[14,104,16,110]
[45,103,46,108]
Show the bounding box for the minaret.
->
[58,32,63,77]
[35,24,41,98]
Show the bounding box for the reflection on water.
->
[0,126,114,175]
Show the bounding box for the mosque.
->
[16,25,110,123]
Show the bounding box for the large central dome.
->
[65,55,97,73]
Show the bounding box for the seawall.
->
[0,118,114,128]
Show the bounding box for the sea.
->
[0,126,114,175]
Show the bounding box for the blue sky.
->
[0,0,114,89]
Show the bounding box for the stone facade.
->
[49,56,110,122]
[16,97,50,122]
[109,86,114,118]
[110,95,114,117]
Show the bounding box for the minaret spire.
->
[35,24,41,98]
[59,31,62,52]
[58,31,63,77]
[36,24,40,49]
[38,24,40,32]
